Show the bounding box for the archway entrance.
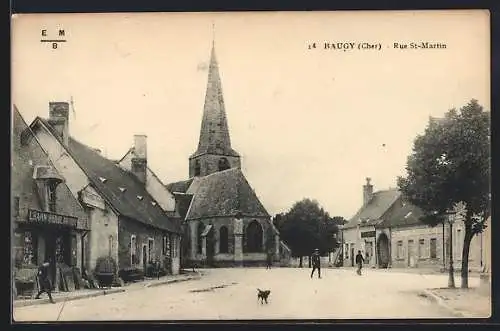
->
[377,233,390,268]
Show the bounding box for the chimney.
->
[363,177,374,206]
[47,102,70,146]
[131,135,147,184]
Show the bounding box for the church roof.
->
[343,189,401,229]
[32,117,181,233]
[183,167,270,220]
[190,45,239,159]
[165,178,195,194]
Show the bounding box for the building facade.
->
[341,178,485,271]
[166,45,287,267]
[25,102,182,277]
[12,107,90,295]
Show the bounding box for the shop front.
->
[14,209,87,295]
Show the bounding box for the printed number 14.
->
[308,43,317,50]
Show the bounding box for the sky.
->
[11,11,490,219]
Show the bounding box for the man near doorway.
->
[355,250,365,275]
[310,248,321,279]
[35,260,55,303]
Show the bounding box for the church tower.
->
[189,43,241,177]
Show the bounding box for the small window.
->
[14,196,20,216]
[194,160,201,176]
[397,241,403,259]
[430,238,437,259]
[47,182,57,212]
[119,187,126,192]
[99,177,107,183]
[130,235,137,265]
[137,195,143,200]
[163,235,169,255]
[148,238,154,263]
[218,157,230,171]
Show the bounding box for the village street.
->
[13,267,476,321]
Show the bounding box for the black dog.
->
[257,288,271,304]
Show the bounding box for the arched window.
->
[194,160,201,176]
[246,220,263,253]
[218,157,230,171]
[219,226,229,253]
[197,222,204,254]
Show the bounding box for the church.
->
[166,44,288,267]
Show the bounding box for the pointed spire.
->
[193,39,239,158]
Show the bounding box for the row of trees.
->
[273,198,346,267]
[397,99,490,288]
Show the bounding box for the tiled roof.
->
[36,118,181,233]
[184,168,270,220]
[165,178,195,194]
[378,202,427,228]
[344,189,401,229]
[67,137,181,233]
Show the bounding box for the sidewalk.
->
[421,287,491,318]
[13,271,202,308]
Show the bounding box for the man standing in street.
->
[35,260,55,303]
[266,252,273,270]
[310,248,321,279]
[355,250,365,275]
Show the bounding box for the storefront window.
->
[23,231,37,265]
[55,236,64,263]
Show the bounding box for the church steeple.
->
[189,40,241,178]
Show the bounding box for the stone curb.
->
[13,288,126,308]
[420,289,466,318]
[14,274,202,308]
[145,275,201,288]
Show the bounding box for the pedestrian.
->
[35,260,55,303]
[355,250,365,275]
[310,248,321,279]
[266,252,272,270]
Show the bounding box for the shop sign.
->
[27,209,77,228]
[361,231,376,238]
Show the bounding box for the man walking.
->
[355,250,365,275]
[266,252,273,270]
[35,260,55,303]
[310,248,321,279]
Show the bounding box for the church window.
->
[197,222,205,254]
[245,220,263,253]
[218,157,230,171]
[194,160,201,176]
[219,226,229,253]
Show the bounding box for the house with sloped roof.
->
[340,178,485,271]
[166,44,288,267]
[25,102,183,277]
[12,106,90,295]
[340,178,401,268]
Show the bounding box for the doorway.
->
[408,239,415,267]
[206,228,214,267]
[377,233,390,268]
[142,244,148,274]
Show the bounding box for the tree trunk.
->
[299,256,303,268]
[461,220,474,289]
[308,256,312,268]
